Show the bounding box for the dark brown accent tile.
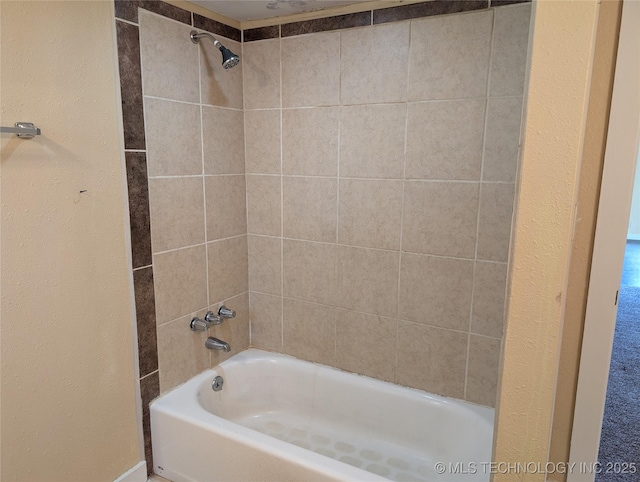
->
[115,1,192,25]
[134,267,158,377]
[116,21,146,150]
[243,25,280,42]
[140,371,160,476]
[140,1,192,24]
[491,0,531,6]
[194,13,242,42]
[125,152,153,269]
[114,0,139,23]
[373,0,488,24]
[281,11,371,37]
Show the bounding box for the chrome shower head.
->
[190,30,240,70]
[219,45,240,70]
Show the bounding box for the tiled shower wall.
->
[114,1,247,473]
[137,8,248,392]
[115,0,530,475]
[244,3,531,408]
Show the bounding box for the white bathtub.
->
[151,349,494,482]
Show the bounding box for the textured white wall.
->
[493,0,600,479]
[1,2,140,480]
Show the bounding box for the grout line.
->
[334,30,344,362]
[143,93,243,112]
[139,369,159,381]
[152,234,246,257]
[245,97,522,111]
[246,232,490,262]
[148,174,205,179]
[279,34,285,350]
[245,173,514,184]
[197,40,210,300]
[336,30,342,247]
[395,20,412,385]
[241,37,252,346]
[243,107,281,112]
[116,17,139,28]
[464,6,497,401]
[148,173,247,180]
[132,264,153,272]
[201,102,244,112]
[195,39,213,367]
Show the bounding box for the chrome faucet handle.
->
[190,311,222,332]
[205,311,222,325]
[190,317,209,331]
[218,305,235,319]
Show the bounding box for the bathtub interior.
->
[192,349,494,481]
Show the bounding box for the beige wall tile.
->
[249,292,283,351]
[203,106,245,175]
[283,177,337,242]
[245,110,281,174]
[139,10,199,102]
[157,309,210,392]
[339,104,406,179]
[402,181,479,258]
[205,175,247,241]
[154,245,208,324]
[199,38,243,109]
[282,31,340,107]
[145,98,202,176]
[207,235,248,303]
[338,179,403,250]
[248,235,281,296]
[283,298,336,366]
[489,4,532,97]
[476,183,515,262]
[399,253,473,331]
[341,23,409,105]
[243,39,281,109]
[408,10,492,101]
[282,107,339,176]
[246,175,281,236]
[283,239,336,305]
[396,322,467,398]
[208,292,250,366]
[406,100,485,180]
[483,97,523,182]
[336,246,398,318]
[149,177,205,253]
[472,261,507,338]
[335,310,396,382]
[466,335,501,407]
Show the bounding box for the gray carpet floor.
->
[596,242,640,481]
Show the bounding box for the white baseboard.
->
[114,461,147,482]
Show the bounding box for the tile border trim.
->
[243,0,530,41]
[115,0,529,43]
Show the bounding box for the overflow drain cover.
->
[212,375,224,391]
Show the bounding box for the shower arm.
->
[191,31,222,49]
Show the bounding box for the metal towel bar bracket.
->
[1,122,41,139]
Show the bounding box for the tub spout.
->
[205,337,230,352]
